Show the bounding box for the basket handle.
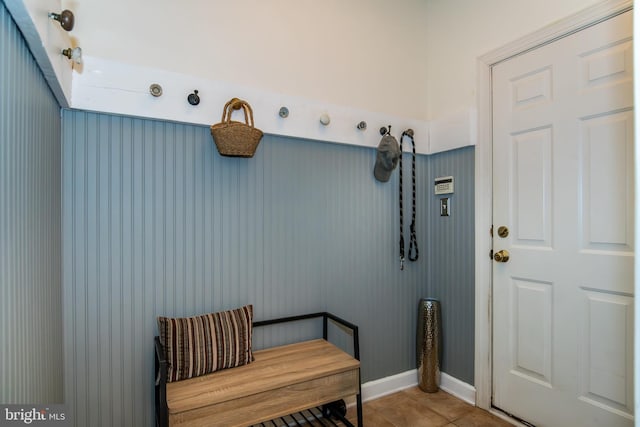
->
[221,98,255,128]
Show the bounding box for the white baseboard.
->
[361,370,418,402]
[439,372,477,405]
[361,369,476,405]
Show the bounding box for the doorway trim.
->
[473,0,633,411]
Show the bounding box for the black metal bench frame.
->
[155,312,363,427]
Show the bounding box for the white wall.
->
[59,0,608,152]
[64,0,430,120]
[65,0,606,123]
[424,0,603,121]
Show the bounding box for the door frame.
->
[474,0,633,412]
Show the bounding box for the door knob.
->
[493,250,510,263]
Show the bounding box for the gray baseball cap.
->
[374,134,401,182]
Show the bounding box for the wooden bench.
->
[155,312,363,427]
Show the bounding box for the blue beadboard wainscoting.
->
[0,2,64,404]
[61,109,475,426]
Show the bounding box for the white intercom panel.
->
[434,176,454,195]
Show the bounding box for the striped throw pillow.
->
[157,305,253,382]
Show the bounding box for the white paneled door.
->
[492,10,633,427]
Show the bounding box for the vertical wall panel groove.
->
[0,2,63,404]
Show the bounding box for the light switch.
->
[440,198,450,216]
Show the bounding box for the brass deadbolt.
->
[497,226,509,238]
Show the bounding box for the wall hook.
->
[187,90,200,106]
[230,98,243,110]
[48,10,74,31]
[357,121,367,131]
[320,113,331,126]
[149,84,163,97]
[379,125,391,136]
[61,47,82,64]
[279,106,289,118]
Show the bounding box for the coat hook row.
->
[277,107,373,133]
[146,93,379,134]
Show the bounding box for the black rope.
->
[399,140,405,270]
[399,130,419,270]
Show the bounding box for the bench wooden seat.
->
[155,312,363,427]
[167,339,359,426]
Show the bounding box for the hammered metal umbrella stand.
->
[417,298,442,392]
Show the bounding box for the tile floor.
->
[345,387,514,427]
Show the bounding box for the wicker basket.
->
[210,98,263,158]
